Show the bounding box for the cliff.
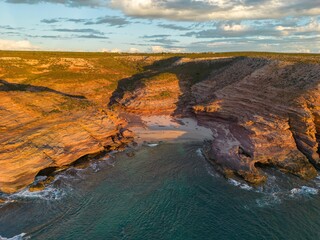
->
[0,51,320,193]
[111,55,320,184]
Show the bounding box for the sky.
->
[0,0,319,53]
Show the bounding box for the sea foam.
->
[11,186,65,201]
[228,179,253,191]
[0,233,28,240]
[290,186,318,197]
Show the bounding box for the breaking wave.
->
[0,233,28,240]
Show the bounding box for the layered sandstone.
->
[192,58,320,183]
[0,53,149,193]
[0,93,130,193]
[113,56,320,184]
[1,52,320,193]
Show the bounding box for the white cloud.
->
[150,45,185,53]
[221,24,248,32]
[110,0,320,21]
[101,48,109,52]
[276,18,320,35]
[295,48,311,53]
[128,47,140,53]
[7,0,320,21]
[0,39,38,50]
[151,45,165,53]
[111,48,122,53]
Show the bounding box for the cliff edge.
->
[1,52,320,193]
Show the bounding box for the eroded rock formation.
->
[1,52,320,193]
[112,56,320,184]
[192,58,320,183]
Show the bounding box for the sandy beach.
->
[126,115,213,145]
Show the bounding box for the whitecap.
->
[228,179,241,186]
[239,184,253,191]
[11,186,65,201]
[0,233,28,240]
[228,179,253,191]
[146,143,159,147]
[290,186,318,197]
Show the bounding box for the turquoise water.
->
[1,142,320,240]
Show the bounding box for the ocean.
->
[1,142,320,240]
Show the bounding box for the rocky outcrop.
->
[192,58,320,183]
[109,55,320,184]
[0,104,131,193]
[0,53,147,194]
[1,52,320,193]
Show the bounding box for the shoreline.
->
[0,114,213,197]
[125,114,214,145]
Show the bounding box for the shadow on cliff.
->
[0,79,87,99]
[109,55,320,183]
[108,57,180,107]
[108,56,238,116]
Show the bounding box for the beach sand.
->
[125,115,213,145]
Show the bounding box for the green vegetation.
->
[1,50,319,113]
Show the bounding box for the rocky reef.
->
[0,51,320,193]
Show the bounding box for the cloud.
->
[151,45,165,53]
[150,45,184,53]
[276,18,320,36]
[6,0,320,22]
[101,48,109,52]
[25,34,62,39]
[4,0,320,53]
[141,34,171,39]
[53,28,104,35]
[147,38,179,45]
[128,47,140,53]
[183,19,320,39]
[186,34,320,53]
[41,16,131,27]
[0,25,15,30]
[111,48,122,53]
[84,16,130,27]
[158,23,189,31]
[41,18,60,24]
[110,0,320,21]
[75,34,109,39]
[5,0,106,7]
[141,34,179,45]
[0,39,38,50]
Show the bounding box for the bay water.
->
[1,142,320,240]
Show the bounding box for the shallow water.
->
[1,142,320,240]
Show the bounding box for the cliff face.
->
[1,52,320,193]
[192,58,320,183]
[0,53,148,193]
[112,56,320,184]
